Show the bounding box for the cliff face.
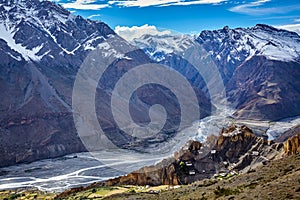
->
[284,134,300,155]
[226,56,300,121]
[106,160,179,186]
[216,125,258,162]
[105,125,292,186]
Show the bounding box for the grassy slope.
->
[1,155,299,200]
[0,189,55,200]
[103,155,300,200]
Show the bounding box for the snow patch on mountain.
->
[0,0,116,62]
[129,24,300,64]
[98,40,133,60]
[84,36,105,51]
[199,24,300,63]
[0,23,44,61]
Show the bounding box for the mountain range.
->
[0,0,211,167]
[131,25,300,121]
[0,0,299,168]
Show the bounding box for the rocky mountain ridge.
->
[0,0,299,168]
[0,0,213,167]
[132,25,300,121]
[0,0,115,62]
[0,0,117,167]
[102,124,295,186]
[53,124,300,199]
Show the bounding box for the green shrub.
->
[214,186,240,197]
[127,188,136,193]
[9,193,21,200]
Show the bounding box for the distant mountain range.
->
[0,0,299,167]
[131,24,300,121]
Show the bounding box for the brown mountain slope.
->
[227,56,300,121]
[104,125,283,187]
[103,155,300,200]
[4,125,299,200]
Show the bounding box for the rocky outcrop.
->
[106,140,204,186]
[284,134,300,155]
[104,125,290,186]
[188,140,202,152]
[106,159,179,186]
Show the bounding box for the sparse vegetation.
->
[196,179,217,187]
[127,188,136,193]
[0,189,55,200]
[9,193,21,199]
[1,155,299,200]
[214,186,240,197]
[179,161,188,174]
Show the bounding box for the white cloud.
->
[62,0,109,10]
[295,19,300,22]
[115,24,172,42]
[229,0,300,16]
[109,0,179,7]
[229,0,271,15]
[162,0,226,6]
[88,14,101,19]
[108,0,226,8]
[276,24,300,35]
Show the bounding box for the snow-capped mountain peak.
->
[131,33,196,62]
[0,0,115,62]
[130,24,300,64]
[198,24,300,63]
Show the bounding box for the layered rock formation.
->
[284,134,300,155]
[105,124,295,186]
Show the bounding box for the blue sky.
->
[52,0,300,34]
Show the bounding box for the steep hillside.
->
[0,0,212,167]
[198,25,300,121]
[132,25,300,121]
[101,155,300,200]
[100,125,285,186]
[52,125,300,200]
